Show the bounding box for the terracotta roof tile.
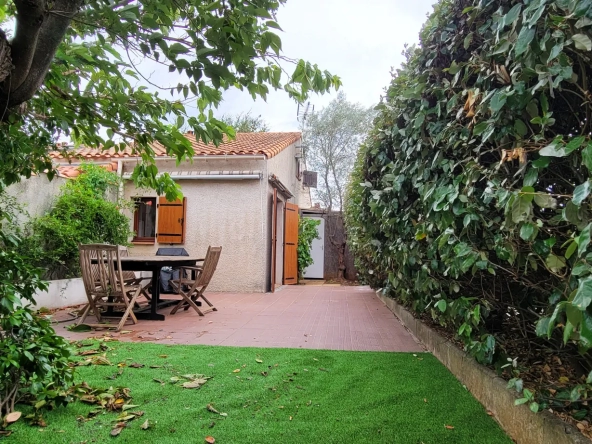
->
[56,161,118,179]
[50,132,301,161]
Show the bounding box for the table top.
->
[120,256,204,263]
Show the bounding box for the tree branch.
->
[0,0,83,111]
[10,0,46,91]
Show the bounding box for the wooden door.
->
[283,202,298,285]
[270,189,278,292]
[157,197,186,244]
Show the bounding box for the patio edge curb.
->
[376,292,591,444]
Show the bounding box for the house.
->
[50,132,312,293]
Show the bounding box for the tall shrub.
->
[346,0,592,415]
[24,164,132,279]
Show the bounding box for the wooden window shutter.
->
[157,197,186,244]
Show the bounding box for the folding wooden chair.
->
[77,244,143,331]
[118,246,152,306]
[170,246,222,316]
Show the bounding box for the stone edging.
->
[376,292,590,444]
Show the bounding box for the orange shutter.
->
[157,197,186,244]
[283,202,299,285]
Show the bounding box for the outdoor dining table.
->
[95,255,203,321]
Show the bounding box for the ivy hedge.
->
[345,0,592,419]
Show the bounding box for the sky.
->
[212,0,437,131]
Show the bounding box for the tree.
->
[0,0,340,196]
[302,92,373,280]
[219,111,270,132]
[302,91,374,211]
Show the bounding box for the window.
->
[133,197,156,242]
[132,196,187,244]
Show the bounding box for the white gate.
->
[303,217,325,279]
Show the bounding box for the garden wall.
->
[32,278,87,310]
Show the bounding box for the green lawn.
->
[7,341,511,443]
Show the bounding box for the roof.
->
[50,132,301,161]
[56,161,118,179]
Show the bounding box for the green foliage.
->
[23,164,132,279]
[0,196,74,419]
[297,217,321,279]
[345,0,592,419]
[219,111,270,132]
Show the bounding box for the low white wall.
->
[32,278,87,309]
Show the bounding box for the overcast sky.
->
[211,0,437,131]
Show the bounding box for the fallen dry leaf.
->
[149,365,162,369]
[256,359,263,363]
[140,419,150,430]
[111,425,125,436]
[120,330,132,334]
[232,369,241,373]
[207,404,220,414]
[205,436,216,444]
[445,425,455,430]
[129,363,144,368]
[5,412,21,424]
[158,355,168,358]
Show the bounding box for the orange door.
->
[283,202,299,285]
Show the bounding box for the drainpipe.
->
[116,160,123,201]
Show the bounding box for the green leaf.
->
[529,402,539,413]
[511,195,531,223]
[490,91,506,113]
[473,122,488,136]
[565,136,586,155]
[573,276,592,310]
[573,181,591,206]
[520,223,536,241]
[523,169,538,187]
[546,254,566,273]
[435,299,447,312]
[572,33,592,51]
[535,317,551,337]
[565,240,577,259]
[514,119,528,137]
[515,27,536,56]
[533,193,557,209]
[579,224,592,257]
[502,4,522,27]
[539,140,566,157]
[582,142,592,171]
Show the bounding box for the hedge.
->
[346,0,592,418]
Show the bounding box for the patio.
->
[54,285,423,352]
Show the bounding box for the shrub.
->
[24,164,132,279]
[0,195,74,422]
[298,217,321,280]
[346,0,592,417]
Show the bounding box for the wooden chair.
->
[119,246,152,305]
[77,244,142,331]
[169,246,222,316]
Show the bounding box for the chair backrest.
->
[195,246,222,287]
[79,244,126,297]
[118,246,137,281]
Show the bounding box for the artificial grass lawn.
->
[8,342,511,444]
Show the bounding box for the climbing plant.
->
[23,164,132,280]
[346,0,592,421]
[297,217,321,280]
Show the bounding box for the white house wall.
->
[122,157,268,293]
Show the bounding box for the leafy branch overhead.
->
[0,0,341,196]
[345,0,592,421]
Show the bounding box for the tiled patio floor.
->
[53,285,423,352]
